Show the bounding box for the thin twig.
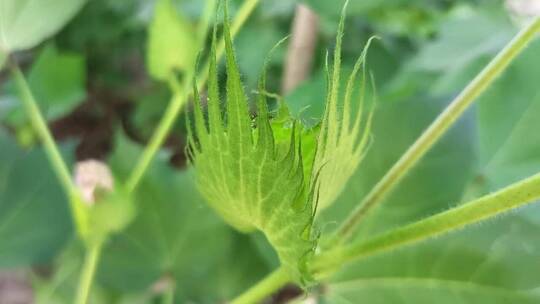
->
[230,267,290,304]
[282,4,319,94]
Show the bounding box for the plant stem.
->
[125,79,191,193]
[282,4,319,94]
[331,17,540,244]
[10,64,77,200]
[10,64,87,233]
[125,0,260,193]
[230,267,290,304]
[0,51,6,69]
[75,243,102,304]
[313,171,540,276]
[162,287,175,304]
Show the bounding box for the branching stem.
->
[11,63,83,216]
[162,286,175,304]
[10,64,88,234]
[75,243,103,304]
[312,171,540,276]
[331,17,540,244]
[233,170,540,301]
[230,267,290,304]
[11,59,101,304]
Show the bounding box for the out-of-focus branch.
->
[0,271,33,304]
[282,4,319,94]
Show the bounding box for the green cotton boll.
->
[187,0,375,284]
[85,187,136,246]
[147,0,197,81]
[266,103,319,185]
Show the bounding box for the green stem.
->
[0,51,6,69]
[313,171,540,276]
[75,243,102,304]
[162,287,175,304]
[125,0,260,193]
[331,17,540,244]
[230,267,290,304]
[10,64,78,201]
[125,78,191,193]
[10,64,87,234]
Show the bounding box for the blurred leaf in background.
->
[411,9,513,73]
[323,213,540,303]
[235,19,285,89]
[0,132,72,267]
[306,0,449,41]
[0,44,86,146]
[0,0,86,52]
[147,0,197,81]
[54,0,149,90]
[474,40,540,191]
[26,45,87,120]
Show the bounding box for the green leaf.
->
[234,19,284,89]
[0,132,72,266]
[306,0,380,18]
[326,279,539,303]
[476,40,540,190]
[425,34,540,221]
[0,0,86,52]
[188,8,317,282]
[1,45,86,140]
[28,45,86,119]
[147,0,197,81]
[323,213,540,303]
[411,11,514,72]
[306,0,443,41]
[285,69,328,124]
